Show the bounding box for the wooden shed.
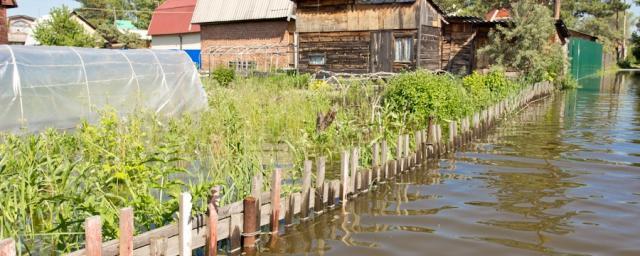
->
[441,16,507,75]
[293,0,445,73]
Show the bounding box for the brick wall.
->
[0,8,8,44]
[200,20,295,71]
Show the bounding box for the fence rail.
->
[0,82,554,256]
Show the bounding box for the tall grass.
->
[0,70,528,253]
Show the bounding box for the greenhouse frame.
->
[0,45,208,132]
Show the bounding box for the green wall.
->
[568,38,603,81]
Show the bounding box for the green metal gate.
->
[568,38,603,80]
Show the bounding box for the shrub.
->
[383,71,473,127]
[212,67,236,87]
[462,72,492,109]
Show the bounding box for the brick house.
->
[191,0,296,72]
[0,0,18,44]
[293,0,445,74]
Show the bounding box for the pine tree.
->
[479,0,564,82]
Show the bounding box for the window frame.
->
[394,36,414,63]
[308,53,326,66]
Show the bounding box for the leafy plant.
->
[211,67,236,87]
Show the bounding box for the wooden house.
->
[0,0,17,44]
[293,0,446,73]
[441,16,507,74]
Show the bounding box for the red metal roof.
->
[148,0,200,36]
[485,8,511,22]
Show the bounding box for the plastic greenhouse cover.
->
[0,45,208,133]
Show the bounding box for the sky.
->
[8,0,80,17]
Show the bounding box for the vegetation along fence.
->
[0,82,554,256]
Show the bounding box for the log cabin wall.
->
[295,0,443,73]
[299,31,371,73]
[441,22,476,75]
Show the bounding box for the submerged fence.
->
[0,82,555,256]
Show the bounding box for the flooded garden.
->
[263,72,640,256]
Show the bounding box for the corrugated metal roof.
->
[192,0,294,24]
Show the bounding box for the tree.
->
[96,23,147,49]
[75,0,165,30]
[33,6,98,47]
[480,0,565,83]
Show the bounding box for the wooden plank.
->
[381,140,388,180]
[119,208,134,256]
[315,157,327,212]
[207,186,220,256]
[270,168,282,234]
[85,216,102,256]
[350,148,358,195]
[0,239,16,256]
[229,213,243,254]
[149,237,167,256]
[301,160,313,219]
[340,150,349,203]
[179,193,192,256]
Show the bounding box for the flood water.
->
[261,72,640,256]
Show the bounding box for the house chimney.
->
[554,0,561,20]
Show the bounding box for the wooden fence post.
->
[250,173,262,239]
[396,135,403,173]
[179,192,192,256]
[350,148,358,195]
[207,186,220,256]
[340,151,350,204]
[414,131,422,165]
[0,239,16,256]
[270,169,281,234]
[315,157,326,213]
[404,134,410,170]
[85,216,102,256]
[301,160,312,220]
[381,140,388,181]
[372,142,380,183]
[119,208,134,256]
[242,197,258,252]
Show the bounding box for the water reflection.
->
[261,72,640,256]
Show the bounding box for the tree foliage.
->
[434,0,632,56]
[479,1,565,83]
[75,0,165,29]
[33,6,98,47]
[96,24,147,49]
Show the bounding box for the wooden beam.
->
[0,239,16,256]
[119,208,134,256]
[85,216,102,256]
[178,193,192,256]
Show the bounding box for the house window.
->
[228,61,256,70]
[394,37,413,62]
[309,53,326,65]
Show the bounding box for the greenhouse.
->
[0,45,208,132]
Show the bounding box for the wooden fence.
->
[0,82,554,256]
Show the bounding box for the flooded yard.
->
[262,72,640,256]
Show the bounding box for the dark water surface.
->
[262,72,640,256]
